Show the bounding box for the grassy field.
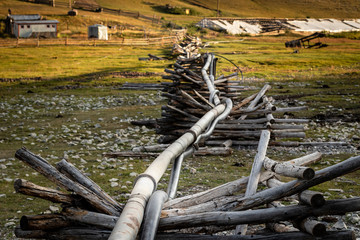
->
[0,33,360,238]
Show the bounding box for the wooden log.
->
[266,178,325,207]
[15,227,354,240]
[15,148,120,216]
[156,231,355,240]
[14,179,84,206]
[297,218,327,236]
[193,89,214,108]
[236,130,270,234]
[104,147,232,157]
[62,207,117,230]
[239,84,271,120]
[159,197,360,230]
[20,214,70,230]
[163,153,354,216]
[15,227,112,240]
[263,157,315,180]
[221,155,360,212]
[163,152,322,210]
[56,160,123,212]
[232,93,257,111]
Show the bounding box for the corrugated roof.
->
[9,14,41,21]
[14,20,59,24]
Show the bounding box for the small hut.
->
[88,24,108,40]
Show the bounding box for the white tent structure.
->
[88,24,108,40]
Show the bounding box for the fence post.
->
[16,37,19,47]
[52,0,55,7]
[65,37,68,46]
[37,36,40,47]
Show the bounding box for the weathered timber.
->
[56,159,123,212]
[163,154,356,215]
[232,93,257,111]
[266,178,325,207]
[63,207,117,229]
[240,84,271,120]
[15,148,121,216]
[163,152,322,210]
[156,231,355,240]
[15,227,112,240]
[159,198,360,230]
[104,147,232,157]
[266,222,298,233]
[237,130,270,234]
[14,179,84,206]
[263,157,315,180]
[222,155,360,212]
[14,227,354,240]
[20,214,70,230]
[297,218,327,236]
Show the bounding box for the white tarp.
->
[202,19,261,35]
[287,19,360,32]
[197,18,360,35]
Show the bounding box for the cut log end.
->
[303,168,315,180]
[311,222,326,236]
[310,194,326,207]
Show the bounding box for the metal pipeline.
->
[167,147,194,200]
[202,53,220,106]
[140,190,168,240]
[108,104,226,240]
[194,98,233,145]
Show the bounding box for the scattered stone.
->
[333,219,347,229]
[49,205,60,212]
[4,222,16,227]
[111,182,119,188]
[190,168,197,174]
[129,172,138,177]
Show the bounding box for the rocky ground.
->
[0,87,359,239]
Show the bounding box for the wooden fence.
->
[0,35,183,47]
[22,0,163,24]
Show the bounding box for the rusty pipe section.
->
[108,103,226,240]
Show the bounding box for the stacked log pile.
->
[154,53,308,147]
[172,35,202,59]
[13,142,360,239]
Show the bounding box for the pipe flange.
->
[185,129,198,142]
[133,173,157,192]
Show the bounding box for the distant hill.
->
[95,0,360,19]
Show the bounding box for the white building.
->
[88,24,108,40]
[7,15,59,38]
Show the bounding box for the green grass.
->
[0,34,360,238]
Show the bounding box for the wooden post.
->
[69,0,71,8]
[263,157,315,180]
[236,130,270,234]
[52,0,55,7]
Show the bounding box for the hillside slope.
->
[95,0,360,19]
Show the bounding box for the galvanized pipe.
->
[140,190,168,240]
[167,148,194,200]
[108,103,226,240]
[202,53,220,105]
